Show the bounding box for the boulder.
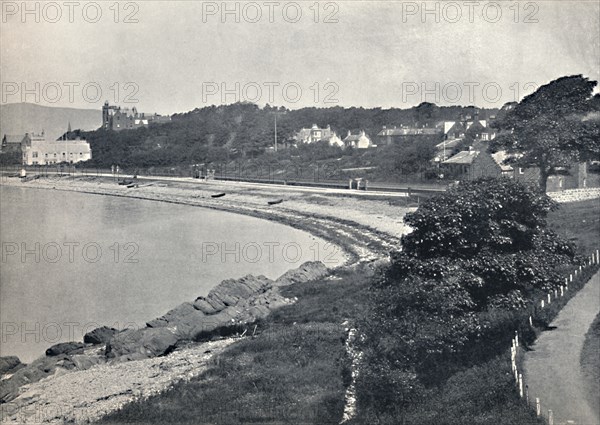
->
[105,327,179,360]
[146,302,200,328]
[193,297,218,314]
[71,354,103,370]
[84,326,118,345]
[0,356,23,375]
[0,355,69,403]
[45,342,86,356]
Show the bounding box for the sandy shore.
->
[0,175,415,423]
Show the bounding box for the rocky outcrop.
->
[45,342,86,356]
[1,261,331,402]
[84,326,118,344]
[0,348,107,403]
[105,327,179,361]
[0,356,23,376]
[274,261,329,286]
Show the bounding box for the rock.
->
[274,261,329,286]
[147,302,200,328]
[45,342,86,356]
[0,356,23,375]
[106,328,179,360]
[0,355,69,403]
[193,297,218,314]
[71,355,103,370]
[84,326,118,345]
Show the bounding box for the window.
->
[482,134,489,141]
[32,151,38,158]
[80,152,83,156]
[54,153,57,157]
[45,153,48,158]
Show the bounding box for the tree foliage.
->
[356,177,579,420]
[492,75,600,192]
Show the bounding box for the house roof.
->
[2,134,24,145]
[435,138,463,150]
[344,134,363,142]
[443,150,480,164]
[491,151,513,172]
[378,127,440,136]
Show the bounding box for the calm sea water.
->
[0,186,342,362]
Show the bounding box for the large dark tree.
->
[492,75,600,192]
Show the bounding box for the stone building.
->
[21,131,92,165]
[102,101,171,131]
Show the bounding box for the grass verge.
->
[547,198,600,256]
[98,265,374,424]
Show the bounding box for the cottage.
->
[442,148,502,180]
[344,130,374,149]
[294,124,343,147]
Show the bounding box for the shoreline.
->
[0,176,413,422]
[1,175,412,263]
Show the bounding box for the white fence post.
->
[536,398,541,416]
[548,409,554,425]
[560,286,564,297]
[518,373,523,398]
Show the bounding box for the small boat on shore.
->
[211,193,226,198]
[268,199,283,205]
[118,179,133,186]
[126,183,137,188]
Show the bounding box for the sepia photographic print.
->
[1,1,599,424]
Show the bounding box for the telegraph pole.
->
[270,111,286,152]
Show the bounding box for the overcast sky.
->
[1,1,599,114]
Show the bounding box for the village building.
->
[441,147,502,180]
[1,134,25,154]
[20,131,92,166]
[376,126,442,146]
[293,124,343,147]
[344,130,375,149]
[102,101,171,131]
[443,144,599,192]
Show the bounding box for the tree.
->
[399,178,576,301]
[492,75,600,192]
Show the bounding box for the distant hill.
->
[0,103,102,143]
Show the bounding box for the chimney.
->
[347,130,351,137]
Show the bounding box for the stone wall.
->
[548,188,600,203]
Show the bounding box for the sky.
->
[1,1,599,114]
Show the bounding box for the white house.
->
[343,130,374,149]
[21,131,92,165]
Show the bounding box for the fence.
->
[511,249,600,425]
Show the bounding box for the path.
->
[523,271,600,425]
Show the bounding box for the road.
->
[523,271,600,425]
